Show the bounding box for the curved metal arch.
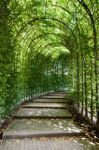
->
[10,0,93,52]
[14,17,76,38]
[20,32,75,57]
[15,18,90,55]
[53,3,89,21]
[15,31,69,61]
[16,32,69,62]
[8,2,74,23]
[29,35,71,56]
[14,17,78,49]
[32,41,68,53]
[25,44,69,68]
[11,2,89,52]
[12,1,93,56]
[53,3,93,44]
[9,1,89,26]
[10,1,91,39]
[27,38,67,55]
[15,31,67,51]
[27,42,70,61]
[21,32,69,49]
[15,23,67,44]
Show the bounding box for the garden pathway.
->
[0,92,99,150]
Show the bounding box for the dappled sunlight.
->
[16,108,70,117]
[6,118,83,133]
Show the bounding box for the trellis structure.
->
[0,0,99,129]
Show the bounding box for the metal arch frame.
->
[19,33,70,63]
[15,30,72,66]
[25,37,68,58]
[14,17,77,37]
[26,42,69,64]
[23,32,72,51]
[9,1,91,39]
[9,0,93,53]
[14,20,91,62]
[8,1,89,25]
[12,1,92,53]
[15,31,69,53]
[14,24,66,45]
[13,17,78,49]
[16,31,76,61]
[77,0,99,129]
[15,32,70,66]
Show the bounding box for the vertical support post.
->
[70,53,74,91]
[84,53,88,118]
[77,0,99,130]
[90,57,94,122]
[96,50,99,128]
[77,51,80,109]
[81,52,84,115]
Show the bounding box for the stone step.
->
[49,93,66,96]
[33,98,67,103]
[14,108,71,119]
[3,119,84,139]
[1,92,99,149]
[41,95,66,99]
[14,116,72,119]
[1,138,99,150]
[3,131,85,139]
[22,102,70,109]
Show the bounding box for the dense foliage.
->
[0,0,99,128]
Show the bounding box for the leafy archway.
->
[0,0,99,129]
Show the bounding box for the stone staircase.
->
[3,92,84,139]
[1,92,99,150]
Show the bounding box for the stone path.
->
[0,92,99,150]
[0,138,99,150]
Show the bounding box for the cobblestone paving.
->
[0,138,99,150]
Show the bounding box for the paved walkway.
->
[0,92,99,149]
